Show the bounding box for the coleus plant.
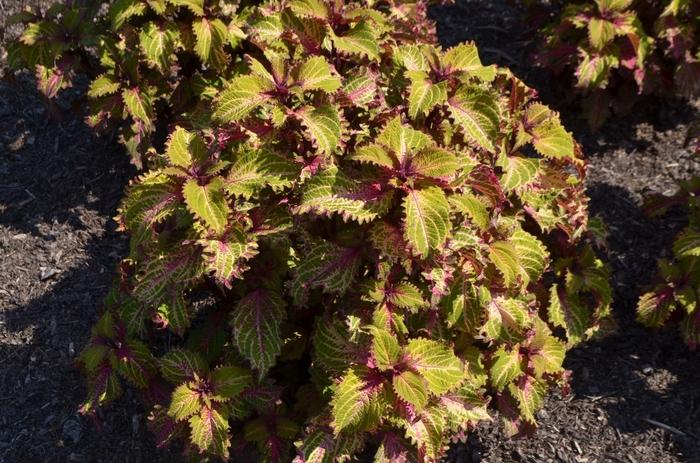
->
[638,122,700,349]
[531,0,699,129]
[6,0,256,166]
[71,0,612,461]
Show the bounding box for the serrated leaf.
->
[294,56,341,92]
[508,377,546,423]
[449,193,490,230]
[314,317,357,372]
[393,370,429,411]
[168,0,203,15]
[348,144,397,169]
[588,18,616,50]
[168,383,201,421]
[122,88,153,127]
[483,297,531,342]
[111,0,146,30]
[405,338,464,395]
[183,177,229,234]
[290,242,361,306]
[371,328,401,371]
[378,117,431,166]
[388,282,428,310]
[189,407,230,458]
[331,367,368,433]
[297,105,341,155]
[332,20,379,60]
[490,346,521,391]
[340,74,377,106]
[225,148,297,199]
[531,120,575,160]
[529,319,565,376]
[88,75,121,98]
[637,290,674,327]
[403,186,451,257]
[210,365,253,399]
[231,289,287,379]
[448,88,499,152]
[488,241,519,287]
[547,285,590,346]
[499,156,540,191]
[214,75,274,123]
[140,22,178,70]
[166,127,207,168]
[410,147,460,179]
[200,227,258,284]
[297,166,387,223]
[442,42,484,74]
[193,18,229,70]
[408,77,447,119]
[673,229,700,258]
[159,349,207,384]
[511,229,549,285]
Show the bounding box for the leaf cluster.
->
[530,0,700,128]
[7,0,612,461]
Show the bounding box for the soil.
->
[0,0,699,462]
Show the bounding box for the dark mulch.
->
[1,0,699,462]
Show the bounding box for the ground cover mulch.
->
[1,0,699,462]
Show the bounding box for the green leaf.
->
[371,328,401,371]
[508,378,546,423]
[157,293,190,337]
[331,20,379,61]
[511,229,549,285]
[483,297,531,342]
[159,349,207,384]
[637,291,674,327]
[111,0,146,30]
[488,241,519,287]
[405,338,464,395]
[122,88,153,127]
[168,0,204,15]
[348,143,397,169]
[189,407,230,458]
[378,117,431,165]
[547,285,590,346]
[231,289,287,379]
[402,405,447,460]
[225,148,297,199]
[393,370,429,411]
[290,242,361,306]
[499,156,539,192]
[408,76,447,119]
[193,18,229,70]
[531,119,575,160]
[331,367,368,433]
[297,166,386,223]
[449,193,490,230]
[410,147,460,179]
[387,282,428,310]
[297,105,341,155]
[529,319,565,376]
[402,186,451,257]
[139,22,178,70]
[88,75,121,98]
[200,227,258,284]
[588,18,616,50]
[673,229,700,258]
[442,42,491,76]
[490,345,521,391]
[183,177,230,234]
[165,127,207,168]
[448,88,499,152]
[168,383,201,421]
[213,75,274,123]
[294,56,341,92]
[210,365,253,399]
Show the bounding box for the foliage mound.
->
[638,125,700,349]
[7,0,611,461]
[530,0,700,128]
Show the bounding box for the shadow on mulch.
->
[0,77,176,462]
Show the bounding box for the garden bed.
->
[1,0,699,462]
